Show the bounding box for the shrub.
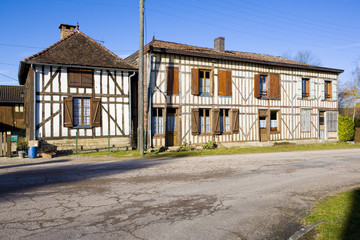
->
[203,141,217,150]
[177,141,195,152]
[338,115,355,141]
[16,137,28,151]
[155,146,166,153]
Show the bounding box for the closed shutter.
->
[297,77,302,100]
[231,109,239,133]
[332,81,337,101]
[254,74,260,98]
[218,70,227,96]
[212,108,221,135]
[270,75,280,99]
[68,69,81,87]
[166,67,179,95]
[310,78,315,99]
[82,69,93,88]
[90,98,101,127]
[64,97,73,127]
[191,68,199,95]
[191,108,199,135]
[226,71,232,96]
[321,80,325,100]
[328,81,332,99]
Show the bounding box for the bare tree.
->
[282,50,321,66]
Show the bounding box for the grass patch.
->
[302,189,360,240]
[73,142,360,159]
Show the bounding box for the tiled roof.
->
[23,31,137,70]
[126,39,343,73]
[0,85,24,103]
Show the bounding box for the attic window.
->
[68,68,93,88]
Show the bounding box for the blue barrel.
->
[28,147,38,159]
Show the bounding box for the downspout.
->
[129,71,136,147]
[32,64,36,140]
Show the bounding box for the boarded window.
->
[191,108,199,135]
[68,68,93,88]
[270,75,280,99]
[218,70,232,96]
[327,112,338,132]
[167,67,179,95]
[231,109,239,133]
[300,109,311,132]
[152,108,164,135]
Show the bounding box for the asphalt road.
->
[1,149,360,240]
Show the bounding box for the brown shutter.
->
[218,70,226,96]
[167,67,179,95]
[270,75,280,99]
[173,67,179,95]
[191,68,199,95]
[212,108,221,135]
[68,69,81,87]
[328,81,332,98]
[226,71,232,96]
[81,69,93,88]
[191,108,199,135]
[91,98,101,127]
[231,109,239,133]
[64,97,73,128]
[254,74,260,98]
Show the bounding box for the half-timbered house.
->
[126,37,343,148]
[18,24,138,150]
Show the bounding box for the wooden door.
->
[166,108,178,146]
[0,106,13,132]
[259,110,269,142]
[319,111,325,139]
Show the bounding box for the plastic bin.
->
[28,147,38,159]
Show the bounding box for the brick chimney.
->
[214,37,225,52]
[59,24,76,39]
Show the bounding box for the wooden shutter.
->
[68,69,81,87]
[310,78,315,99]
[191,108,199,135]
[212,108,221,135]
[297,77,303,100]
[231,109,239,133]
[328,81,332,99]
[191,68,199,95]
[332,81,337,101]
[270,75,280,99]
[226,71,232,96]
[254,74,260,98]
[218,70,227,96]
[167,67,179,95]
[91,98,101,127]
[64,97,73,128]
[321,80,325,100]
[81,69,93,88]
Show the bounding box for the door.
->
[166,108,178,146]
[259,110,269,142]
[319,111,325,139]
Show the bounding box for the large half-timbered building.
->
[18,24,137,150]
[127,37,343,147]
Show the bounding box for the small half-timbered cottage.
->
[126,37,343,148]
[18,24,137,150]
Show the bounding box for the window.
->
[218,70,232,96]
[301,109,311,132]
[191,69,212,96]
[302,78,310,99]
[68,68,93,88]
[254,74,280,99]
[152,108,164,135]
[74,98,91,127]
[167,67,179,95]
[15,104,24,112]
[327,112,338,132]
[325,81,332,100]
[199,109,210,133]
[220,109,230,133]
[63,97,101,128]
[270,110,279,132]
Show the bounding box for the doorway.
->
[319,111,325,139]
[259,110,268,142]
[166,108,178,146]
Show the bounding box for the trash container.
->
[28,147,38,159]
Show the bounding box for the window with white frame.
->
[73,98,90,127]
[199,70,211,94]
[199,109,210,133]
[270,110,279,132]
[300,109,311,132]
[152,108,164,135]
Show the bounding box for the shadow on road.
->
[0,158,171,199]
[342,188,360,239]
[0,159,70,169]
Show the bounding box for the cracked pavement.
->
[1,149,360,240]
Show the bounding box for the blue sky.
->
[0,0,359,86]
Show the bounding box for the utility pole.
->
[138,0,144,155]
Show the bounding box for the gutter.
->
[32,64,36,140]
[148,51,154,148]
[129,71,136,144]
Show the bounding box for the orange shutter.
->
[254,74,260,98]
[191,68,199,95]
[90,98,101,127]
[63,97,73,127]
[191,108,199,135]
[226,71,232,96]
[218,70,226,96]
[270,75,280,99]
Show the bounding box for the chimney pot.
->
[59,24,76,40]
[214,37,225,52]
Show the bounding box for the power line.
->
[0,63,18,66]
[0,73,18,82]
[0,43,43,49]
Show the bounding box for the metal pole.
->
[108,130,110,152]
[76,131,78,154]
[138,0,145,155]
